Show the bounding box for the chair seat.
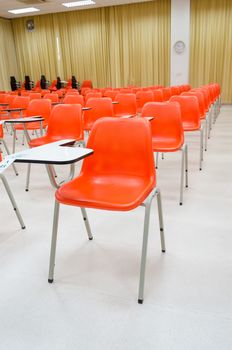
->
[182,121,200,131]
[152,137,183,152]
[55,175,155,211]
[29,135,67,147]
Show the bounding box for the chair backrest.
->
[81,117,156,195]
[103,90,118,100]
[66,90,79,96]
[0,94,7,103]
[44,93,59,102]
[120,88,132,94]
[136,91,154,112]
[170,86,181,96]
[13,96,30,108]
[46,104,84,141]
[29,92,41,100]
[141,101,184,146]
[12,96,30,117]
[162,87,172,101]
[153,89,164,102]
[0,124,3,139]
[6,95,16,108]
[114,93,137,116]
[20,91,30,96]
[85,92,102,102]
[83,97,114,131]
[81,80,93,89]
[63,94,84,106]
[5,95,16,108]
[27,99,51,123]
[169,95,201,129]
[181,91,206,117]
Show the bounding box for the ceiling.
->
[0,0,153,19]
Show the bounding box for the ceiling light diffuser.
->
[8,7,40,15]
[62,1,96,8]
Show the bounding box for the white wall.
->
[171,0,190,86]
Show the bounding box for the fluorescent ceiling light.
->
[62,1,96,8]
[8,7,40,15]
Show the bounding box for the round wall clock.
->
[174,40,186,54]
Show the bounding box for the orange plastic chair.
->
[113,93,137,117]
[29,104,84,147]
[0,93,7,103]
[10,96,30,118]
[182,90,209,150]
[81,80,93,89]
[14,98,51,132]
[103,90,118,100]
[13,99,51,153]
[170,95,203,170]
[26,104,84,191]
[44,93,59,103]
[65,90,79,96]
[29,92,41,100]
[41,89,50,97]
[83,97,114,131]
[63,94,84,106]
[49,80,57,91]
[21,91,30,97]
[153,89,164,102]
[136,91,154,114]
[48,117,165,304]
[162,87,172,101]
[170,86,181,96]
[141,101,188,205]
[85,92,102,103]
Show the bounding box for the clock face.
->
[174,41,185,54]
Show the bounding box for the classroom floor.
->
[0,105,231,350]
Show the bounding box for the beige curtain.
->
[11,0,170,88]
[0,18,19,90]
[190,0,232,102]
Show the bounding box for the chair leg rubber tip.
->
[199,168,202,171]
[16,173,19,176]
[138,299,143,304]
[179,202,183,206]
[162,249,166,253]
[22,226,26,229]
[48,279,54,283]
[25,189,29,192]
[89,237,93,241]
[185,185,188,188]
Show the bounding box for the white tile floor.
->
[0,105,231,350]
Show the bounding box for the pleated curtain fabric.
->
[9,0,170,89]
[0,18,19,90]
[190,0,232,103]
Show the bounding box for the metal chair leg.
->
[80,207,93,240]
[138,189,165,304]
[199,126,204,171]
[155,152,159,169]
[179,146,185,205]
[156,188,165,252]
[25,163,31,191]
[185,144,188,188]
[138,198,152,304]
[12,129,16,153]
[48,200,60,283]
[0,174,25,229]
